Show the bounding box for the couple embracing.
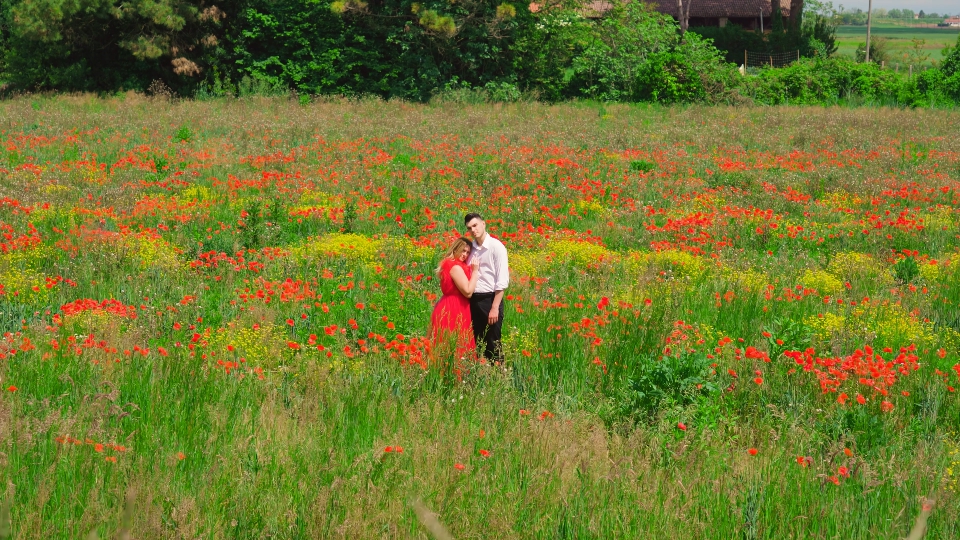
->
[429,213,508,365]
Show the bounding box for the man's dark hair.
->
[464,212,483,225]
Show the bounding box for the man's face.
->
[466,218,486,240]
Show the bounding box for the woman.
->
[430,237,480,358]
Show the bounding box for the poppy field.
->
[1,96,960,538]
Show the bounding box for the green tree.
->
[856,36,890,64]
[564,2,736,103]
[1,0,227,91]
[323,0,530,100]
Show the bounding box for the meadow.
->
[835,24,960,67]
[1,96,959,538]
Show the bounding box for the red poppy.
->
[677,422,687,431]
[479,449,490,458]
[6,385,16,392]
[747,448,758,456]
[454,463,465,471]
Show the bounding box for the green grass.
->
[835,24,959,67]
[0,96,959,538]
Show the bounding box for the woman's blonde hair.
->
[435,237,472,276]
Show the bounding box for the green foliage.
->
[893,257,920,284]
[942,34,960,77]
[746,56,916,105]
[0,0,957,107]
[219,0,529,100]
[690,13,837,65]
[629,159,656,173]
[805,14,839,57]
[511,9,593,101]
[856,37,891,64]
[764,318,813,360]
[0,0,224,91]
[175,126,193,142]
[603,351,719,425]
[562,3,736,102]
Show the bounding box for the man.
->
[464,212,509,364]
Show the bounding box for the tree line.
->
[1,0,958,106]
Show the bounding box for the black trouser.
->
[470,292,505,364]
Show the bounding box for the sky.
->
[840,1,960,15]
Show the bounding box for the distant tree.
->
[902,9,915,19]
[888,9,902,18]
[918,10,925,18]
[803,0,837,18]
[856,36,889,63]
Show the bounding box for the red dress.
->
[430,259,476,356]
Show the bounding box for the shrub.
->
[602,351,719,425]
[856,37,891,64]
[563,2,736,103]
[746,57,906,105]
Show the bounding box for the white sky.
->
[840,1,960,15]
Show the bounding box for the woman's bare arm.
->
[449,264,479,297]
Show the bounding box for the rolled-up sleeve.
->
[494,242,510,291]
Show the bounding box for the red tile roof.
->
[529,0,792,18]
[654,0,791,18]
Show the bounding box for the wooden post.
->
[909,65,913,78]
[745,50,748,69]
[881,61,885,69]
[770,56,773,68]
[797,50,800,62]
[866,0,873,62]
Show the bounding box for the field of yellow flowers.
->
[1,96,959,538]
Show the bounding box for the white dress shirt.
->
[470,235,509,293]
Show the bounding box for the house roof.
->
[529,1,792,19]
[654,0,791,18]
[944,17,960,23]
